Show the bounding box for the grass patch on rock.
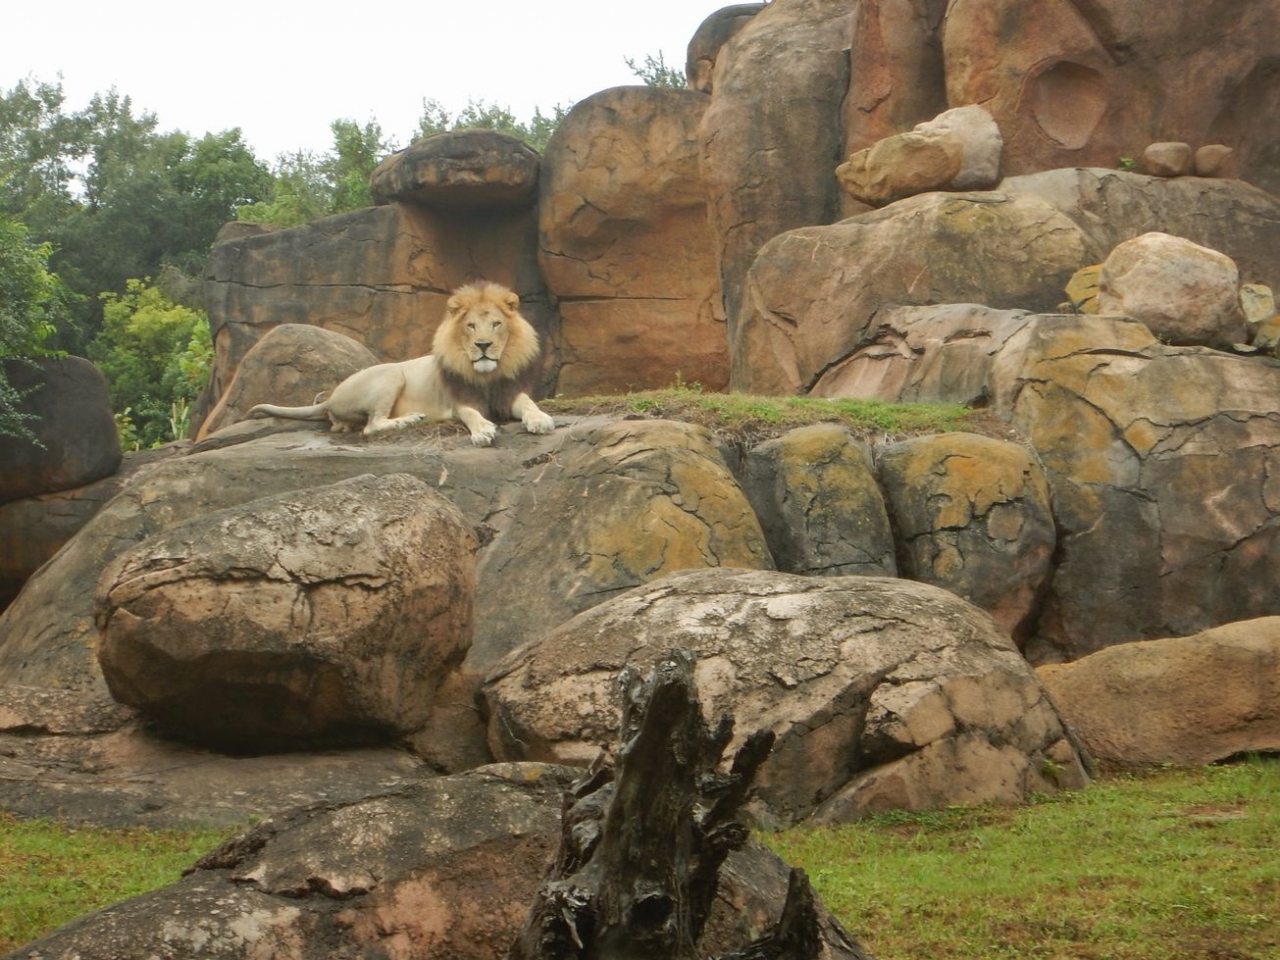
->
[767,756,1280,960]
[542,383,989,445]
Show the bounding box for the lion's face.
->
[434,282,541,384]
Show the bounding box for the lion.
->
[246,281,555,446]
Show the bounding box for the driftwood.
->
[508,649,827,960]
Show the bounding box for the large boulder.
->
[94,473,476,752]
[0,357,121,503]
[685,3,765,93]
[10,764,866,960]
[699,0,856,331]
[876,433,1055,645]
[734,169,1280,394]
[1037,618,1280,768]
[196,323,378,440]
[369,130,540,210]
[740,424,896,578]
[538,87,727,394]
[1096,231,1249,349]
[483,568,1089,824]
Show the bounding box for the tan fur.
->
[247,282,554,446]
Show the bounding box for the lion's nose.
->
[475,341,493,352]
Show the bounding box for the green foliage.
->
[624,51,687,89]
[415,97,570,153]
[89,278,211,447]
[236,118,392,227]
[0,812,232,953]
[1,79,273,353]
[542,382,975,444]
[768,758,1280,960]
[0,217,73,442]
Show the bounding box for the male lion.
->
[246,281,554,446]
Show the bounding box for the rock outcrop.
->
[369,129,540,210]
[483,568,1089,824]
[0,357,121,503]
[537,87,727,393]
[1038,618,1280,768]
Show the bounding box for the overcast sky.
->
[9,0,739,162]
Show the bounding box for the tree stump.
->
[508,649,832,960]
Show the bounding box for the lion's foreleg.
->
[511,393,555,435]
[455,405,498,447]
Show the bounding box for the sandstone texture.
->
[735,170,1280,394]
[876,433,1055,645]
[369,130,540,209]
[484,568,1088,823]
[538,87,727,394]
[0,357,121,503]
[1038,618,1280,768]
[1096,232,1249,349]
[685,3,764,93]
[12,764,865,960]
[95,473,476,752]
[699,0,855,329]
[740,424,896,578]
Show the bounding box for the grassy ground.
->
[768,757,1280,960]
[3,761,1275,956]
[0,816,231,953]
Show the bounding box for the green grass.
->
[0,814,232,953]
[5,761,1276,957]
[767,757,1280,960]
[542,383,980,445]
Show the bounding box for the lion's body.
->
[247,282,554,445]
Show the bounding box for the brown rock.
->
[95,473,476,752]
[876,433,1055,645]
[369,130,540,210]
[735,169,1280,394]
[1194,143,1236,178]
[197,323,378,440]
[1140,141,1194,177]
[699,0,856,331]
[1096,232,1249,349]
[0,357,121,503]
[484,568,1088,823]
[1063,263,1102,313]
[741,424,896,577]
[842,0,949,161]
[11,764,865,960]
[538,87,727,394]
[990,314,1280,660]
[939,0,1280,195]
[685,3,765,93]
[1037,618,1280,768]
[836,129,964,206]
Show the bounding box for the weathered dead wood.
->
[507,649,833,960]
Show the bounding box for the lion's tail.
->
[247,402,329,421]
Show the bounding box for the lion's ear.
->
[446,294,463,315]
[503,291,521,312]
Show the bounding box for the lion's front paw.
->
[523,410,556,435]
[470,421,498,446]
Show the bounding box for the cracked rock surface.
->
[482,567,1088,824]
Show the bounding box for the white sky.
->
[8,0,737,162]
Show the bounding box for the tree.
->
[0,216,73,441]
[415,97,569,152]
[89,278,211,447]
[625,51,687,89]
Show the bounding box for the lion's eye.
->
[466,322,476,332]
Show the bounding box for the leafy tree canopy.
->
[0,216,73,441]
